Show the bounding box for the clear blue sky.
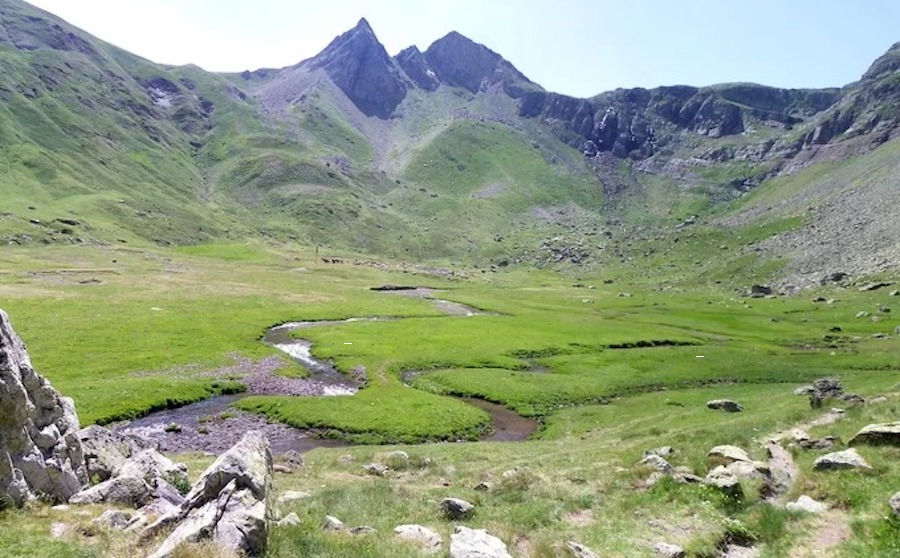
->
[26,0,900,97]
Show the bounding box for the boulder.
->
[786,495,828,514]
[890,492,900,517]
[323,515,345,531]
[567,541,600,558]
[70,475,153,508]
[848,422,900,446]
[706,399,743,412]
[812,448,872,471]
[0,309,88,506]
[441,497,475,520]
[707,445,752,464]
[142,431,273,558]
[79,425,154,482]
[394,524,443,554]
[703,466,743,500]
[450,526,512,558]
[114,448,189,490]
[653,541,686,558]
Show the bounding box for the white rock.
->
[394,524,443,554]
[813,448,872,471]
[786,495,828,514]
[450,526,512,558]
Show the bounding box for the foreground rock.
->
[812,448,872,471]
[786,495,828,514]
[653,541,686,558]
[0,308,88,506]
[707,445,752,464]
[450,526,512,558]
[142,431,273,558]
[79,424,155,482]
[890,492,900,517]
[441,497,475,520]
[394,524,443,554]
[70,475,152,508]
[706,399,743,412]
[848,422,900,446]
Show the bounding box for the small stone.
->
[350,526,377,536]
[440,497,475,520]
[273,464,293,474]
[363,462,389,476]
[473,481,492,491]
[567,540,601,558]
[890,492,900,517]
[323,515,345,531]
[394,524,443,553]
[639,454,674,473]
[653,541,686,558]
[277,512,301,527]
[813,448,872,471]
[707,445,752,464]
[786,495,828,514]
[706,399,743,412]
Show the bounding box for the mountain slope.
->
[1,0,900,285]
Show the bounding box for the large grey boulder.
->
[79,424,155,482]
[142,431,273,558]
[890,491,900,517]
[848,422,900,446]
[0,309,88,506]
[450,526,512,558]
[114,448,189,490]
[813,448,872,471]
[703,466,743,500]
[70,475,153,508]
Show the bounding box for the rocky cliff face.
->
[0,308,87,507]
[306,18,408,118]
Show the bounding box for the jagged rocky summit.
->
[0,308,88,506]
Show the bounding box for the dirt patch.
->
[788,510,852,558]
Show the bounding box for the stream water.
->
[117,307,538,453]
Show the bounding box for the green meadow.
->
[0,241,897,556]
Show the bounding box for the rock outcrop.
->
[142,431,273,558]
[0,308,87,507]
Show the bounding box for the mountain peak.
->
[424,31,538,97]
[861,41,900,81]
[354,17,374,34]
[307,18,407,118]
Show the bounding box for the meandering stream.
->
[117,289,538,453]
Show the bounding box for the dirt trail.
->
[787,510,853,558]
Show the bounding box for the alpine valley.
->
[0,1,898,558]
